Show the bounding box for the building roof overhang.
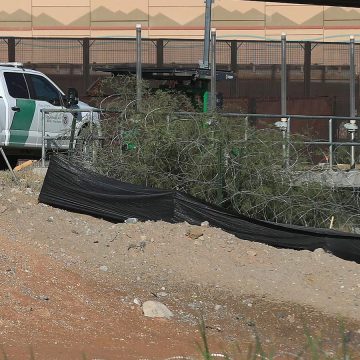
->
[254,0,359,7]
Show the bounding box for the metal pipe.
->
[329,118,333,169]
[202,0,213,69]
[286,116,291,167]
[244,116,248,141]
[350,35,356,118]
[281,33,287,117]
[282,130,287,168]
[351,130,356,169]
[90,109,96,162]
[210,28,216,112]
[175,111,360,121]
[303,141,360,146]
[136,24,142,113]
[41,110,46,167]
[350,35,356,169]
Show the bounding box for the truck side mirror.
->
[67,88,79,107]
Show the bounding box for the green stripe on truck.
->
[9,99,36,146]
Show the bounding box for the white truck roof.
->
[0,63,45,76]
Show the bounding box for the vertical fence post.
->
[202,0,213,69]
[281,33,289,167]
[304,41,311,97]
[83,38,90,95]
[329,118,333,169]
[230,40,238,97]
[8,37,15,62]
[156,39,164,67]
[281,33,287,117]
[41,110,46,167]
[350,35,356,169]
[210,28,217,112]
[230,40,237,72]
[136,24,142,113]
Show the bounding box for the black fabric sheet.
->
[39,156,360,263]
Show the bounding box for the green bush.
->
[88,76,360,230]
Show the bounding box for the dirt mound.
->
[0,171,359,359]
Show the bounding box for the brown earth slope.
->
[0,171,359,359]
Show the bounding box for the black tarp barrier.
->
[39,156,360,263]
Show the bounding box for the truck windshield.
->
[25,74,61,104]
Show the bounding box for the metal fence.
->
[1,36,359,116]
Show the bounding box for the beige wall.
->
[0,0,359,41]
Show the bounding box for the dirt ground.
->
[0,169,359,359]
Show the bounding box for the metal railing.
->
[40,107,102,167]
[177,111,360,169]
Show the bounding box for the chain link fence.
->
[0,36,357,117]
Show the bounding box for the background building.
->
[1,0,360,42]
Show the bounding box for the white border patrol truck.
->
[0,62,99,166]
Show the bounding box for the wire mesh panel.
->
[90,39,156,66]
[310,42,351,117]
[238,41,282,65]
[287,42,306,99]
[235,41,282,100]
[216,41,231,68]
[0,36,355,120]
[0,39,8,62]
[287,42,304,65]
[163,40,203,66]
[16,38,83,65]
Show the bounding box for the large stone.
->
[186,227,204,240]
[142,300,173,319]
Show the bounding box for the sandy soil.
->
[0,170,359,359]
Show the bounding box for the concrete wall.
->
[0,1,359,41]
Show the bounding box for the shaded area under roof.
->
[251,0,359,7]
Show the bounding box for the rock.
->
[186,227,204,240]
[128,241,146,252]
[125,218,138,224]
[201,221,209,227]
[235,314,245,321]
[246,250,257,257]
[0,205,7,214]
[47,216,54,223]
[313,248,326,257]
[275,312,286,319]
[133,298,142,306]
[157,291,168,297]
[142,300,173,319]
[214,304,222,311]
[33,308,51,318]
[39,295,49,301]
[287,314,295,323]
[99,265,108,272]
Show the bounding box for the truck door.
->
[3,72,38,147]
[25,73,72,147]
